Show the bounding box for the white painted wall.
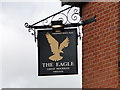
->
[0,0,82,88]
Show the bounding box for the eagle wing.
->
[46,33,59,54]
[59,37,69,51]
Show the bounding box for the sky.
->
[0,0,82,88]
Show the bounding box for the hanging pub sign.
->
[37,28,78,76]
[24,6,96,76]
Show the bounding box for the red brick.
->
[82,2,119,88]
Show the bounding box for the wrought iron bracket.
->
[25,15,96,29]
[82,15,96,26]
[25,6,96,42]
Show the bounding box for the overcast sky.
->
[0,0,82,88]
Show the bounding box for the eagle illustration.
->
[46,32,70,61]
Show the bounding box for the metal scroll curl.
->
[29,28,37,42]
[52,13,68,24]
[67,7,81,24]
[41,7,81,26]
[42,18,52,26]
[25,23,37,42]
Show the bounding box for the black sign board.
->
[38,28,78,76]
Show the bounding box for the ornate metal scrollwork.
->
[29,28,37,42]
[42,18,52,26]
[52,13,68,24]
[25,23,37,42]
[67,7,81,24]
[25,5,96,42]
[25,6,81,42]
[24,23,29,28]
[41,6,81,25]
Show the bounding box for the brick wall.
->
[82,2,120,88]
[118,2,120,88]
